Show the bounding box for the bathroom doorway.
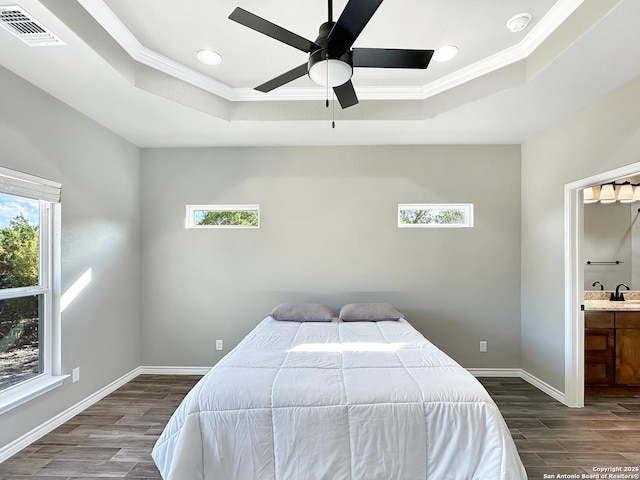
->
[565,162,640,407]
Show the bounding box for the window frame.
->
[0,168,64,415]
[186,204,260,229]
[397,203,474,228]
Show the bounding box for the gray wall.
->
[0,67,141,448]
[141,145,521,369]
[583,202,633,291]
[521,75,640,391]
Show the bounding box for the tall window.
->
[0,166,61,413]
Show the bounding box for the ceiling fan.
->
[229,0,434,109]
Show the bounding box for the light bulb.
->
[599,184,616,203]
[583,186,600,203]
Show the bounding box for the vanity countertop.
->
[584,291,640,311]
[584,299,640,311]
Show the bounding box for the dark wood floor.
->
[0,375,202,479]
[0,375,639,479]
[481,377,640,480]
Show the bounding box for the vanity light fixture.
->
[584,181,640,204]
[599,183,617,203]
[618,183,635,203]
[583,186,600,204]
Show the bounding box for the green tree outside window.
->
[195,210,259,227]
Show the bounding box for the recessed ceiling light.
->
[506,13,532,33]
[196,49,222,66]
[432,45,458,63]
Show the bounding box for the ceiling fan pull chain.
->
[332,90,336,129]
[326,52,330,108]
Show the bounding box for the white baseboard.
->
[0,367,141,463]
[519,369,567,404]
[138,366,211,376]
[467,368,523,377]
[468,367,568,405]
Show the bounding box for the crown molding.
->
[234,85,427,102]
[77,0,235,100]
[421,0,584,99]
[78,0,584,104]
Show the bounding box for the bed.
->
[152,304,526,480]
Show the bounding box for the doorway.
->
[565,161,640,408]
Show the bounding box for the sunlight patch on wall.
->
[60,268,92,313]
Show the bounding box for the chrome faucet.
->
[610,283,630,301]
[592,281,604,291]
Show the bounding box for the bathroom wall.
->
[583,201,633,291]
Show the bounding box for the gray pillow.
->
[339,303,404,322]
[270,303,334,322]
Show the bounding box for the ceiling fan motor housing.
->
[308,21,353,87]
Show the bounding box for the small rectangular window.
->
[186,204,260,229]
[398,203,474,228]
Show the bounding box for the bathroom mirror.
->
[583,176,640,291]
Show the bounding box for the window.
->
[186,204,260,229]
[0,166,62,414]
[398,203,474,228]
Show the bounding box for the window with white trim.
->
[186,204,260,229]
[0,166,62,414]
[398,203,474,228]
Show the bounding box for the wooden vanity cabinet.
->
[585,312,614,385]
[615,312,640,385]
[585,310,640,390]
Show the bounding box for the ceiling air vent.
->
[0,5,65,46]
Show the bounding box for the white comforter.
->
[152,318,526,480]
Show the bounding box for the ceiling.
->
[0,0,639,147]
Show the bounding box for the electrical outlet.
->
[479,341,487,353]
[216,339,223,351]
[72,367,80,383]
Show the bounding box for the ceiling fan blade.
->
[333,80,359,109]
[328,0,384,49]
[256,63,309,92]
[352,48,434,69]
[229,7,320,53]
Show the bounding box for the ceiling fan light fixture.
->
[196,49,222,66]
[308,58,352,87]
[506,13,532,33]
[432,45,458,63]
